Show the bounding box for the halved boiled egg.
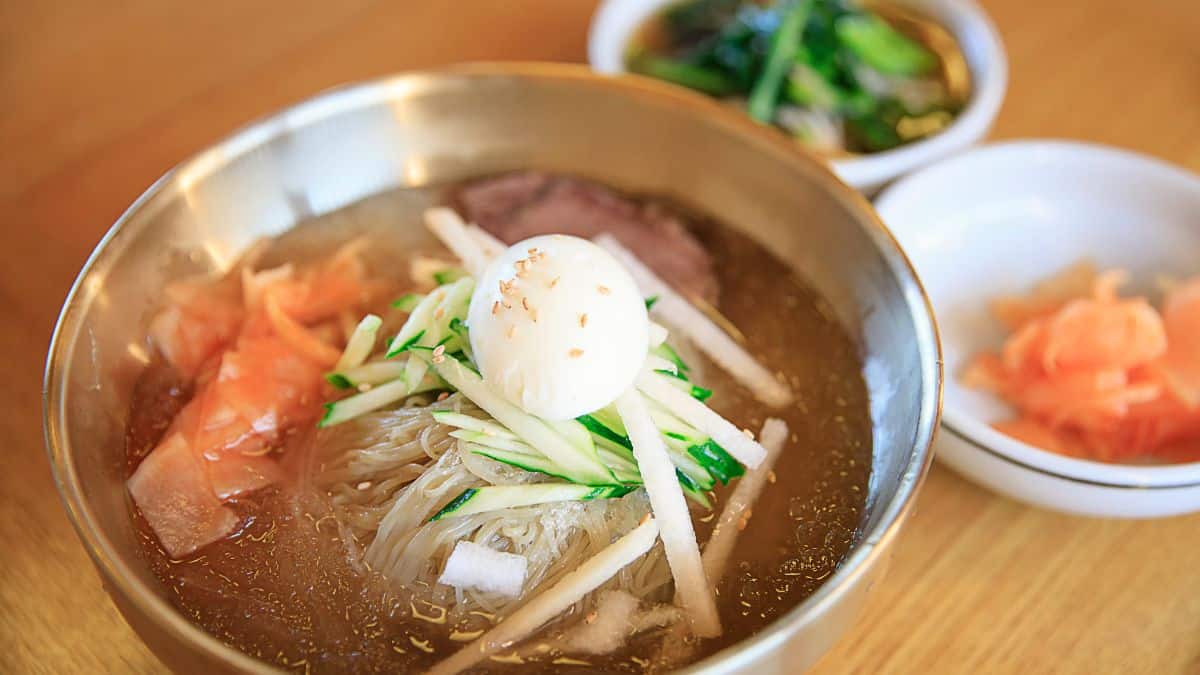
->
[467,235,649,420]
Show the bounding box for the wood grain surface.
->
[4,1,1198,673]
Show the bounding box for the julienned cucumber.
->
[333,314,382,371]
[655,368,713,402]
[318,371,445,428]
[327,360,409,390]
[426,354,617,486]
[463,443,575,483]
[430,483,636,521]
[385,277,474,358]
[651,343,690,373]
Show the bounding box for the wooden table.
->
[4,1,1198,672]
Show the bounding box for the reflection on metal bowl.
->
[43,63,940,674]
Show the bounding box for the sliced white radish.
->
[426,517,660,675]
[430,356,615,485]
[438,540,528,598]
[596,234,793,408]
[615,388,721,638]
[702,418,788,584]
[636,367,767,468]
[424,207,491,277]
[333,314,381,371]
[466,223,506,258]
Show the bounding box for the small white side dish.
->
[877,140,1200,518]
[588,0,1007,193]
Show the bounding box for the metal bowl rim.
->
[42,61,942,674]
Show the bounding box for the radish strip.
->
[636,368,767,468]
[615,388,721,638]
[426,517,660,675]
[466,223,506,258]
[702,418,788,584]
[424,208,491,277]
[596,234,793,408]
[333,314,381,371]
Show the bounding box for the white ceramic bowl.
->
[588,0,1007,193]
[877,140,1200,518]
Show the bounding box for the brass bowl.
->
[44,63,941,674]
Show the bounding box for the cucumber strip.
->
[430,484,636,521]
[449,430,535,455]
[688,439,745,485]
[404,355,430,391]
[644,354,678,376]
[669,449,715,491]
[318,374,443,428]
[385,277,474,358]
[433,411,519,440]
[385,290,440,358]
[615,389,721,637]
[391,293,425,312]
[577,413,632,450]
[655,368,713,402]
[464,443,573,482]
[428,355,616,485]
[433,267,468,285]
[548,418,598,457]
[427,518,660,675]
[676,469,713,509]
[325,373,353,389]
[333,314,382,371]
[333,360,409,388]
[637,368,767,469]
[648,320,668,348]
[651,342,690,373]
[597,447,642,484]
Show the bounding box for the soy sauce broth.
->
[126,182,872,673]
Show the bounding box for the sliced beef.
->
[455,172,719,304]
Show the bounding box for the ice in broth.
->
[125,175,871,673]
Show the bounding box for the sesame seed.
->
[767,471,777,484]
[742,428,755,440]
[569,348,584,358]
[585,612,597,624]
[549,277,560,289]
[579,313,588,327]
[506,325,515,339]
[357,481,372,490]
[492,301,500,315]
[433,307,444,319]
[357,383,372,392]
[597,285,610,295]
[437,392,450,401]
[432,344,446,357]
[432,354,445,364]
[529,308,538,322]
[515,268,529,278]
[527,248,539,256]
[502,300,512,309]
[737,519,748,531]
[522,297,530,311]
